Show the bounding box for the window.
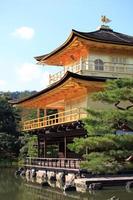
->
[94,59,104,71]
[112,57,126,64]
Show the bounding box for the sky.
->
[0,0,133,92]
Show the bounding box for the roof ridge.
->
[72,28,100,35]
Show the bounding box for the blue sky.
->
[0,0,133,91]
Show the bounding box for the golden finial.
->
[101,15,111,24]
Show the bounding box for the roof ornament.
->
[100,15,112,31]
[101,15,111,24]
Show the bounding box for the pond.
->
[0,168,133,200]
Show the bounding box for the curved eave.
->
[12,71,112,106]
[35,29,133,64]
[34,30,75,63]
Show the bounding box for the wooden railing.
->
[23,108,86,131]
[49,60,133,84]
[25,157,81,170]
[49,63,81,84]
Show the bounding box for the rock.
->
[26,169,31,177]
[56,180,64,189]
[36,170,47,179]
[56,172,65,182]
[36,177,45,184]
[48,180,56,187]
[47,171,56,181]
[15,167,24,176]
[65,173,75,186]
[20,170,26,176]
[31,168,36,178]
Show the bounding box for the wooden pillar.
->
[44,109,47,117]
[37,108,40,118]
[64,136,67,158]
[43,109,47,127]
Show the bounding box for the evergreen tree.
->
[0,96,20,159]
[68,78,133,174]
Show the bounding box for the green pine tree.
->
[68,78,133,174]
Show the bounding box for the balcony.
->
[23,108,86,131]
[49,64,81,84]
[49,60,133,85]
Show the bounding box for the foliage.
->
[0,96,21,159]
[27,135,38,157]
[0,91,38,162]
[18,134,29,159]
[93,78,133,110]
[0,96,20,135]
[0,132,20,159]
[0,90,37,100]
[80,153,120,174]
[19,134,38,159]
[68,78,133,174]
[21,108,37,121]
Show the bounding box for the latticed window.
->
[94,59,104,70]
[111,57,126,64]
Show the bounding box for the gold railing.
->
[23,108,86,131]
[49,63,81,84]
[49,60,133,85]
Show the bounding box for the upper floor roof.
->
[35,25,133,66]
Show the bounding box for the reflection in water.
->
[0,168,133,200]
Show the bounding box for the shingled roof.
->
[12,71,114,105]
[74,27,133,44]
[35,26,133,62]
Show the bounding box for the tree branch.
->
[114,101,125,110]
[127,105,133,110]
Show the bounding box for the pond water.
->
[0,168,133,200]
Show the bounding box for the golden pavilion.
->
[14,19,133,169]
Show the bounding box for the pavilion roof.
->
[35,26,133,65]
[12,71,113,108]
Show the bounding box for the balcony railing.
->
[23,108,86,131]
[49,60,133,85]
[25,157,81,170]
[49,63,81,84]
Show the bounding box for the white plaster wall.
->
[89,51,133,65]
[89,52,109,62]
